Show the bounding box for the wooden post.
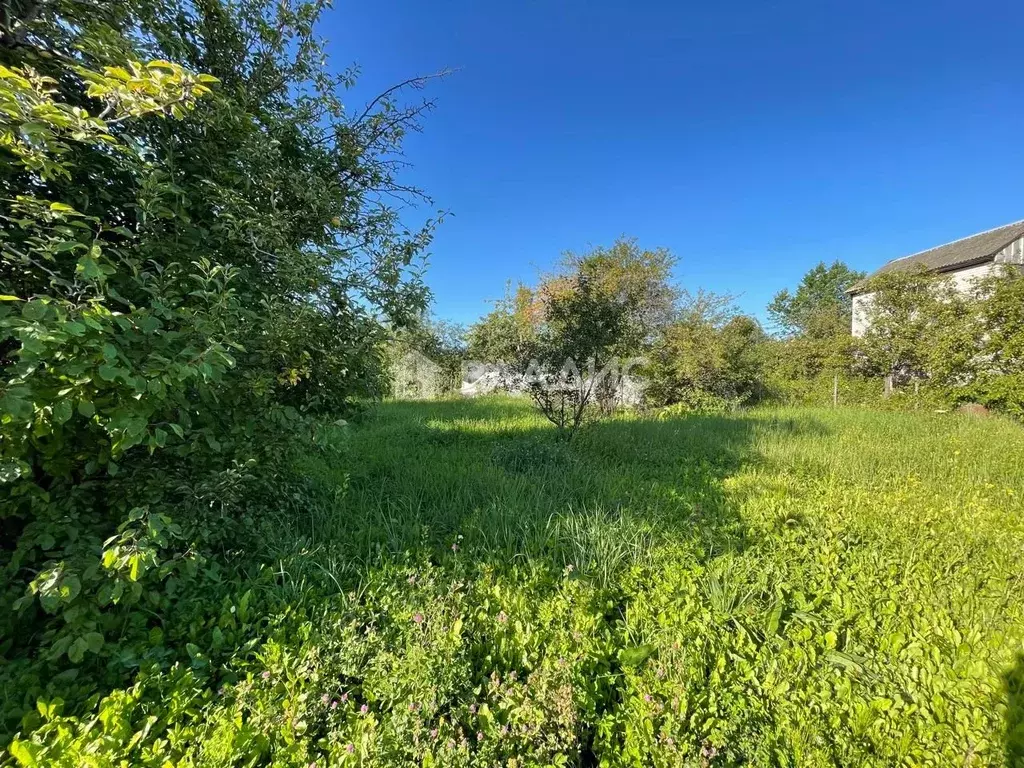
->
[833,374,839,407]
[883,374,893,398]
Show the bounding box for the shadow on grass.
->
[304,397,831,590]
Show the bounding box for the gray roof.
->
[853,219,1024,292]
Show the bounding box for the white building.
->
[850,220,1024,336]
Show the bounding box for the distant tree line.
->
[402,240,1024,433]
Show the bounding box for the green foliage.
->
[761,261,866,401]
[469,241,676,434]
[856,265,1024,414]
[768,260,865,338]
[644,304,769,410]
[466,282,536,365]
[0,0,438,739]
[558,238,679,354]
[387,317,467,398]
[7,397,1023,766]
[855,266,945,381]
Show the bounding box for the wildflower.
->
[451,542,459,552]
[413,612,424,624]
[261,671,271,680]
[322,693,330,704]
[330,700,338,710]
[430,728,438,739]
[341,692,349,702]
[476,731,484,741]
[346,744,355,754]
[497,611,508,623]
[407,574,416,584]
[469,703,477,714]
[643,694,652,702]
[360,704,369,714]
[508,670,517,682]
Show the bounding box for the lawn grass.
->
[11,397,1024,766]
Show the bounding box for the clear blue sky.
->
[325,0,1024,326]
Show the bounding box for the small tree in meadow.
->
[470,239,674,434]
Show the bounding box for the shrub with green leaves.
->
[0,0,437,726]
[856,265,1024,414]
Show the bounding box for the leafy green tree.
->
[468,282,542,365]
[768,261,865,338]
[559,238,678,352]
[517,270,632,435]
[468,241,677,433]
[855,267,946,384]
[764,261,864,392]
[913,266,1024,412]
[0,0,440,677]
[469,240,679,420]
[967,268,1024,414]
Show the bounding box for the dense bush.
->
[856,265,1024,414]
[0,0,436,741]
[644,314,768,410]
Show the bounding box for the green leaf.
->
[76,252,104,280]
[21,300,48,321]
[8,737,41,767]
[0,393,33,421]
[84,631,104,654]
[766,600,784,636]
[98,364,120,381]
[52,400,72,424]
[67,636,88,663]
[0,460,24,484]
[618,644,657,668]
[77,400,95,418]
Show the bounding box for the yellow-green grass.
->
[11,398,1024,767]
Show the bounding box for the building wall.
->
[851,292,874,337]
[851,261,1002,337]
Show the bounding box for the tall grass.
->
[13,396,1024,766]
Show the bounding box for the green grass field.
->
[12,398,1024,766]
